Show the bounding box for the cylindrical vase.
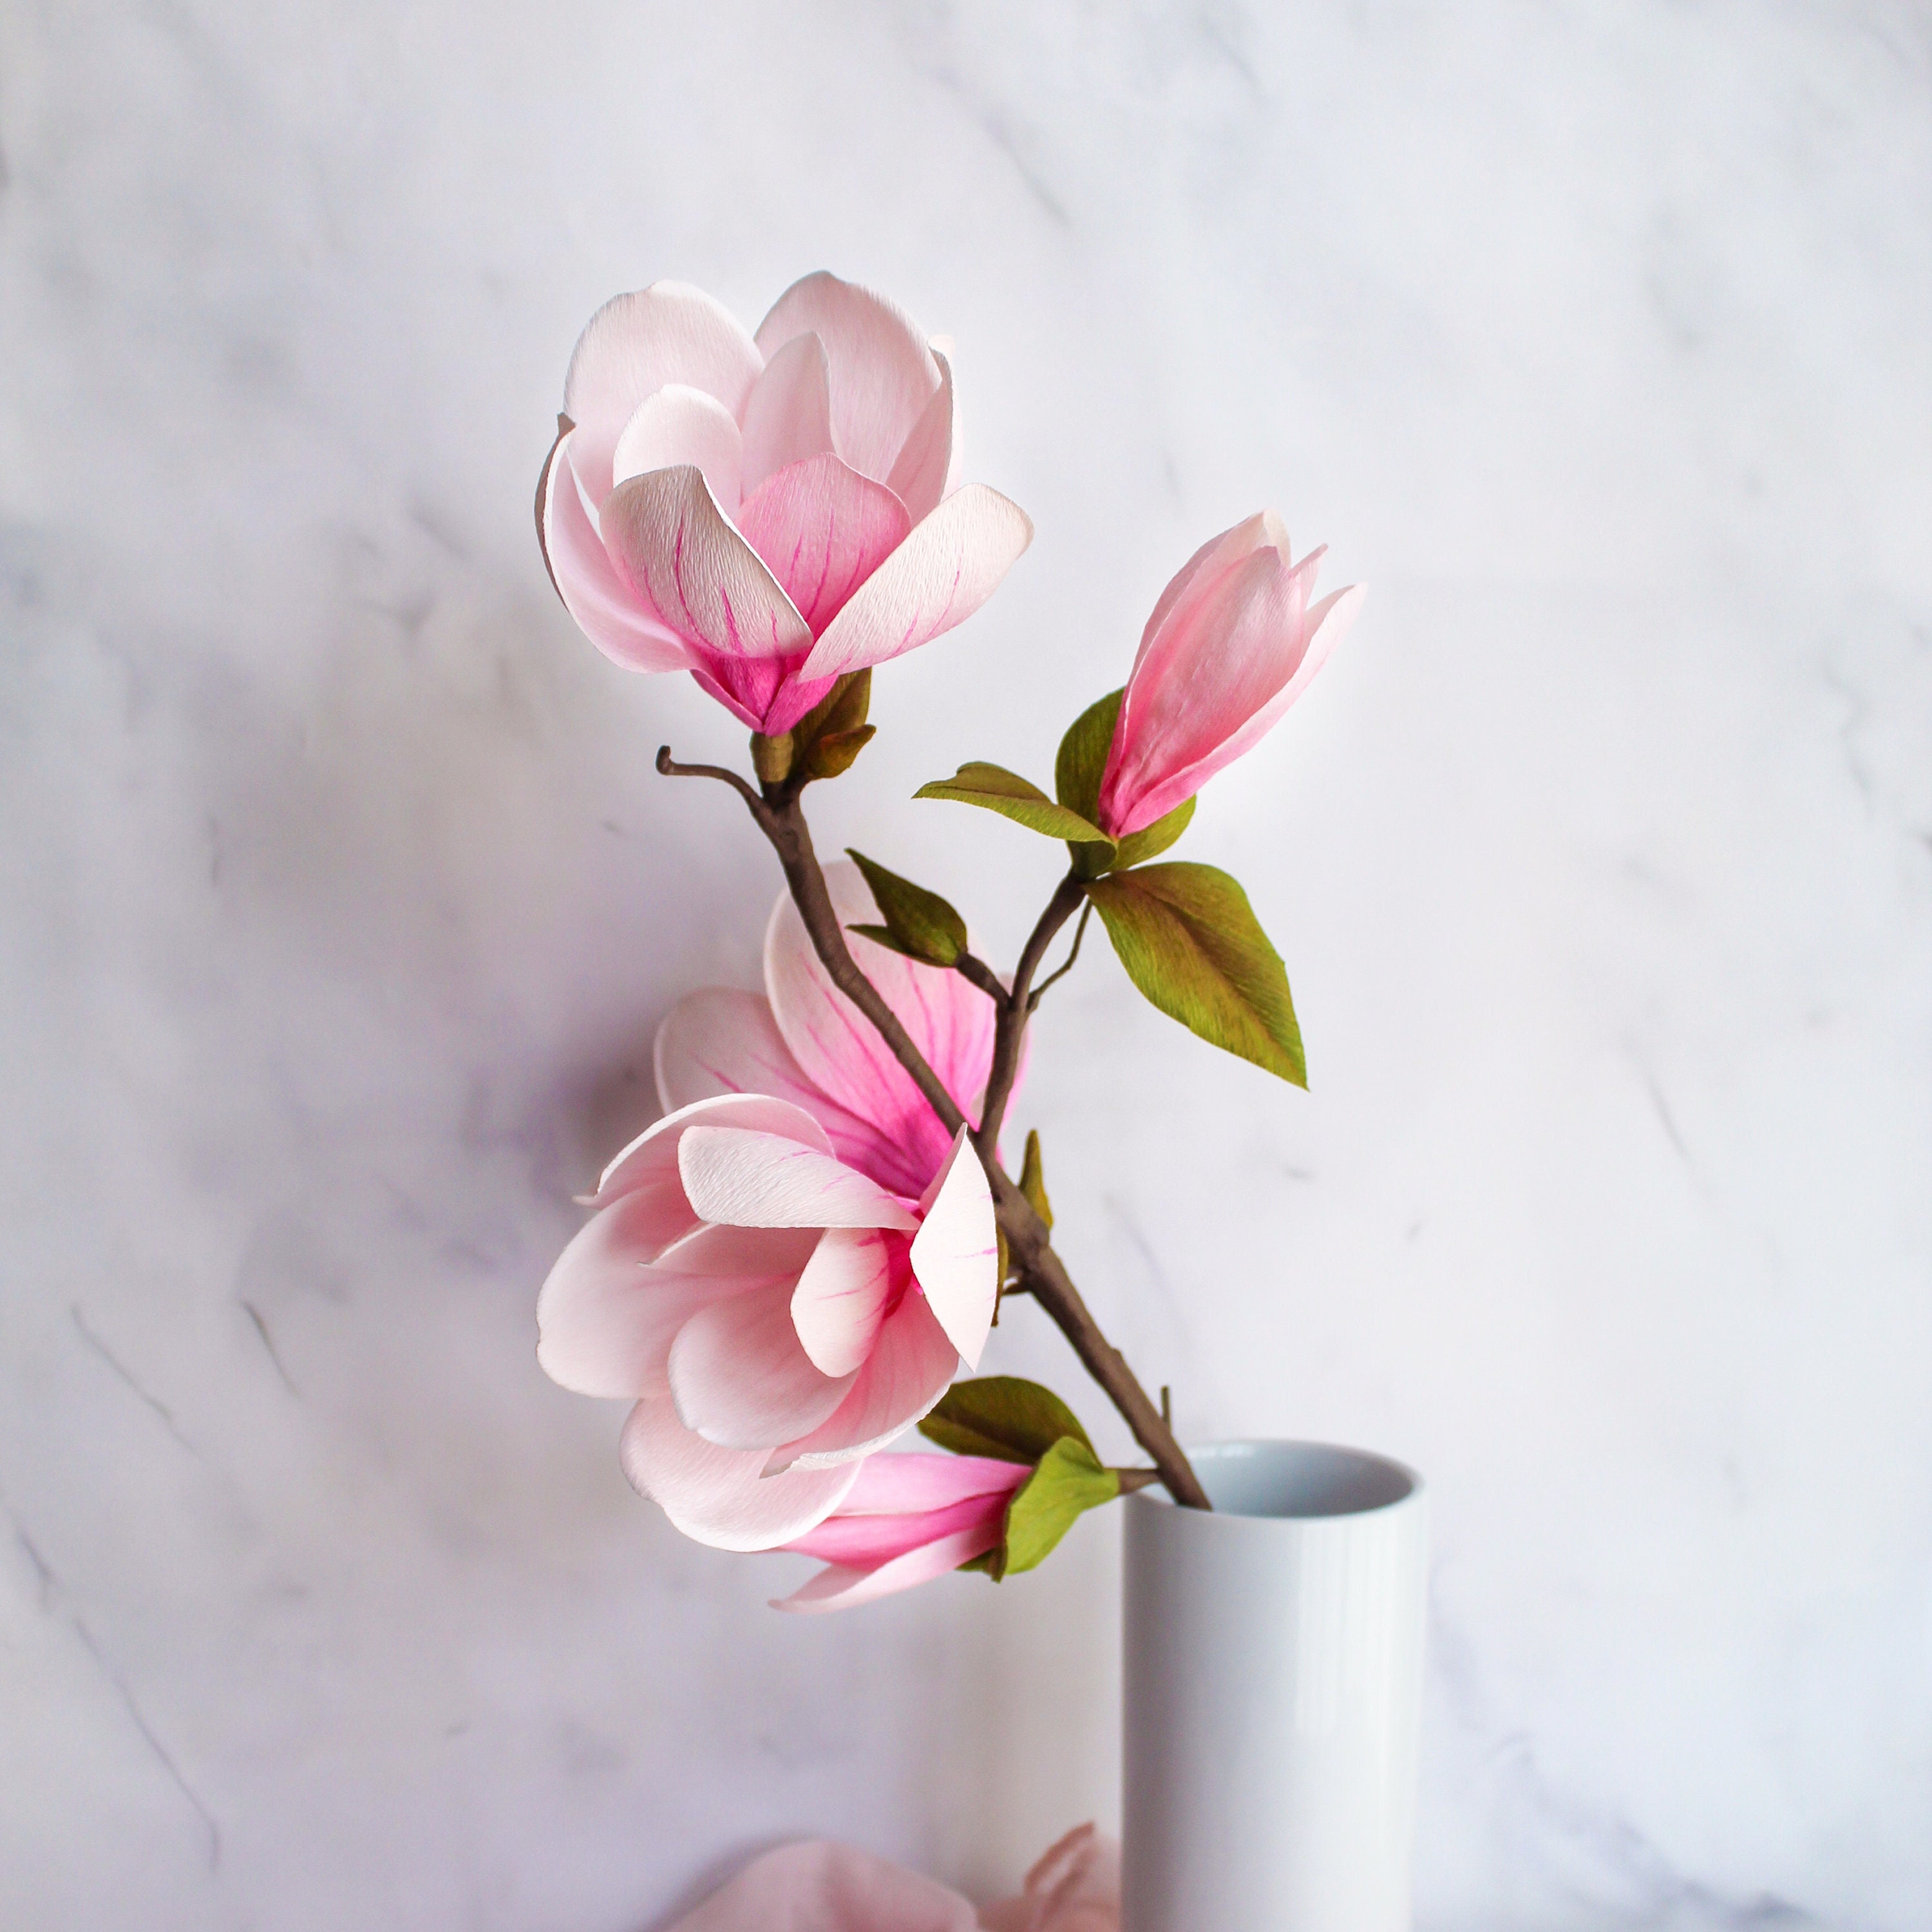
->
[1122,1440,1428,1932]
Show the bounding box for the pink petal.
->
[773,1289,961,1471]
[539,434,692,673]
[1117,580,1364,833]
[999,1824,1121,1932]
[611,384,743,510]
[764,862,998,1198]
[677,1126,918,1232]
[537,1202,777,1400]
[783,1490,1006,1569]
[771,1522,1001,1614]
[754,271,941,485]
[600,465,811,661]
[620,1397,858,1551]
[653,1221,824,1278]
[739,331,836,498]
[564,282,762,507]
[587,1094,833,1215]
[790,1226,896,1378]
[909,1127,998,1369]
[884,349,955,525]
[683,650,830,736]
[659,1841,979,1932]
[1101,540,1360,836]
[1130,510,1288,672]
[799,484,1032,682]
[668,1279,855,1449]
[654,987,907,1186]
[833,1451,1028,1516]
[734,455,912,636]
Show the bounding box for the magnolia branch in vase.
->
[535,274,1361,1608]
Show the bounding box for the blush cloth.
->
[666,1823,1119,1932]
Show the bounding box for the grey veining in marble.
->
[1,3,1927,1927]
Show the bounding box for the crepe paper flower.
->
[538,1092,999,1551]
[539,861,1018,1553]
[536,272,1034,735]
[654,858,1025,1203]
[1094,511,1364,839]
[772,1452,1029,1613]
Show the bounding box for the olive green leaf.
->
[1018,1129,1053,1231]
[1110,794,1195,869]
[1084,862,1306,1086]
[750,670,875,786]
[845,849,968,969]
[985,1437,1121,1580]
[749,731,794,785]
[919,1376,1094,1464]
[1054,689,1122,822]
[916,762,1114,851]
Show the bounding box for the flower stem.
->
[656,748,1212,1510]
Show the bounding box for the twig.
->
[1028,900,1092,1010]
[974,871,1086,1162]
[658,748,1211,1511]
[951,952,1009,1004]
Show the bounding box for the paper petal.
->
[677,1126,918,1232]
[668,1280,855,1449]
[799,484,1032,681]
[564,281,762,506]
[600,465,811,661]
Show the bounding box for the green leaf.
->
[1111,794,1195,870]
[1084,862,1307,1086]
[916,762,1114,852]
[805,724,876,779]
[749,730,794,785]
[1054,690,1123,821]
[794,667,871,746]
[919,1376,1094,1464]
[997,1437,1120,1578]
[1018,1129,1053,1231]
[762,670,875,786]
[1055,690,1198,875]
[845,850,967,968]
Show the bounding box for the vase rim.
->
[1130,1437,1423,1522]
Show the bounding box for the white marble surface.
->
[3,2,1927,1926]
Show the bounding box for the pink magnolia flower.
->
[537,272,1034,734]
[1094,511,1364,838]
[538,862,1023,1551]
[772,1452,1028,1613]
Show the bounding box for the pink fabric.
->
[665,1826,1119,1932]
[1094,509,1364,838]
[540,274,1032,732]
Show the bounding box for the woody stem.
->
[656,748,1212,1510]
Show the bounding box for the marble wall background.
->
[3,2,1927,1926]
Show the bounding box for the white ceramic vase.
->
[1122,1440,1428,1932]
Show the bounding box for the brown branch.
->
[659,748,1210,1510]
[973,872,1086,1163]
[951,952,1009,1005]
[1027,899,1093,1010]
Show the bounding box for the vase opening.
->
[1144,1439,1419,1520]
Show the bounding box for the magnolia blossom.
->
[772,1453,1028,1613]
[538,862,1021,1550]
[1094,511,1363,838]
[538,272,1034,734]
